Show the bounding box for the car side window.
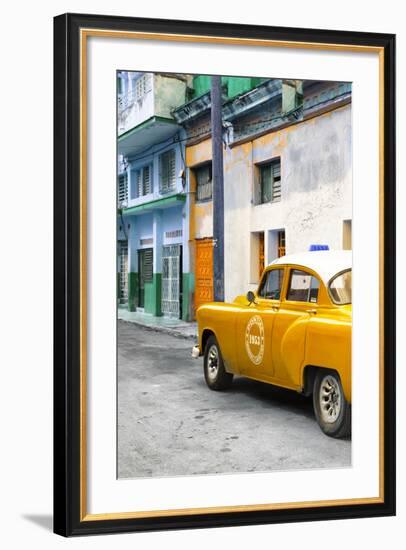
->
[287,269,320,303]
[258,268,284,300]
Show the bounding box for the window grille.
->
[161,244,182,318]
[165,229,183,239]
[159,150,176,193]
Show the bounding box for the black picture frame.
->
[54,12,396,537]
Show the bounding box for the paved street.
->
[118,320,351,479]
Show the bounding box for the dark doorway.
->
[138,248,153,308]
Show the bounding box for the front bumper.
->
[191,344,200,359]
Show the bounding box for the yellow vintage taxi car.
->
[192,250,352,438]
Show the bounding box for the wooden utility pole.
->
[211,75,225,302]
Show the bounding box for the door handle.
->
[306,308,317,315]
[272,305,279,312]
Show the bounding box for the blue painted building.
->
[117,72,193,320]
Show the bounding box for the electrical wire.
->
[119,91,351,167]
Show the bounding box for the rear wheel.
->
[313,370,351,438]
[203,335,233,391]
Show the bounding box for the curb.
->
[118,318,197,341]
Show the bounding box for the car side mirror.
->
[246,291,256,305]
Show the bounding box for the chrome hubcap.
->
[207,345,219,380]
[319,375,341,423]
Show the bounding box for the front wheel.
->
[313,370,351,438]
[204,335,233,391]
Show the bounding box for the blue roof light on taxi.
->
[309,244,330,251]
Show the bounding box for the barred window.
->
[194,163,212,201]
[259,159,281,204]
[159,149,176,193]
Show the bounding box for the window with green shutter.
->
[159,149,176,194]
[259,159,281,204]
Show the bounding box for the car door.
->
[271,267,320,386]
[236,267,285,379]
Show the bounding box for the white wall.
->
[118,73,154,135]
[1,2,403,550]
[225,105,352,300]
[118,73,188,136]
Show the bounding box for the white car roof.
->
[270,250,352,285]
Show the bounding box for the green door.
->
[138,248,153,308]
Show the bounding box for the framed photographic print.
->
[53,12,396,536]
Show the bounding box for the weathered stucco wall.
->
[186,139,214,240]
[224,104,352,301]
[154,75,188,119]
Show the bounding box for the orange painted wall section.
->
[185,138,212,167]
[186,138,214,242]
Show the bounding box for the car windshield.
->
[328,269,352,305]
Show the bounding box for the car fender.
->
[197,303,239,373]
[303,315,352,402]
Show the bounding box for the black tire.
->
[203,335,233,391]
[313,369,351,438]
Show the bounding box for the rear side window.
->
[258,268,284,300]
[329,269,351,305]
[287,269,320,303]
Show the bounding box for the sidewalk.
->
[118,306,198,340]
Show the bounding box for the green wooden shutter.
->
[260,164,273,203]
[260,159,281,203]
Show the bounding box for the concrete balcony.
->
[118,73,190,158]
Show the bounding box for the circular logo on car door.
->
[245,315,265,365]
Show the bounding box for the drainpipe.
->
[211,75,225,302]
